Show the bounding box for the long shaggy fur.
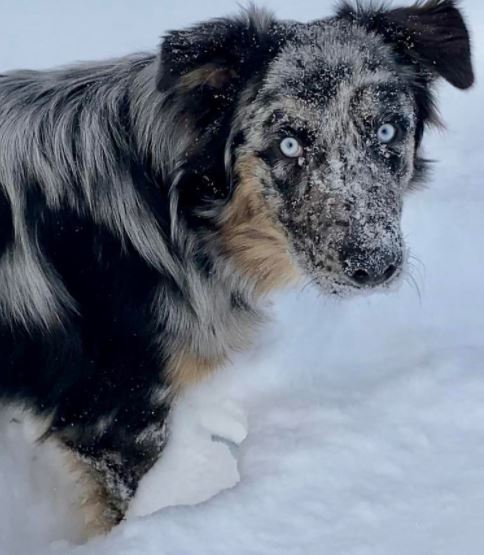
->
[0,0,473,534]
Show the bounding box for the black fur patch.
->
[0,187,13,256]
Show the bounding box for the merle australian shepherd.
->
[0,0,474,535]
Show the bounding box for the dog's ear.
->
[157,8,283,95]
[338,0,474,89]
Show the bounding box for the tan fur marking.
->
[168,155,300,390]
[179,64,238,90]
[168,349,223,391]
[220,154,301,295]
[17,410,117,538]
[60,447,116,538]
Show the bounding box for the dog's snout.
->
[342,245,402,287]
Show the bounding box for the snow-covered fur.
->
[0,0,473,534]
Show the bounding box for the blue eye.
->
[280,137,303,158]
[377,123,397,144]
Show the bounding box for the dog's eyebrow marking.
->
[266,109,285,125]
[264,109,310,131]
[297,61,354,102]
[349,82,411,119]
[351,82,408,103]
[263,110,316,146]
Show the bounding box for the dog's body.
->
[0,0,473,534]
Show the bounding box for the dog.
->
[0,0,473,535]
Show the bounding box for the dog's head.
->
[157,1,473,295]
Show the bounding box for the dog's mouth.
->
[311,265,404,297]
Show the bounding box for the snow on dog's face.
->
[158,1,473,296]
[234,21,418,294]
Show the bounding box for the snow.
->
[1,1,484,554]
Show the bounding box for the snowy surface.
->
[0,1,483,554]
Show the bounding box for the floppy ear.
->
[156,8,283,96]
[338,0,474,89]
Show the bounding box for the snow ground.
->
[0,1,483,554]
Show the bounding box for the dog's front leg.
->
[48,400,171,537]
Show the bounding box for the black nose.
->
[342,244,402,287]
[351,263,398,286]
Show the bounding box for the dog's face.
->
[234,22,419,294]
[158,1,473,295]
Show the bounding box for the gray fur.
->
[0,56,195,328]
